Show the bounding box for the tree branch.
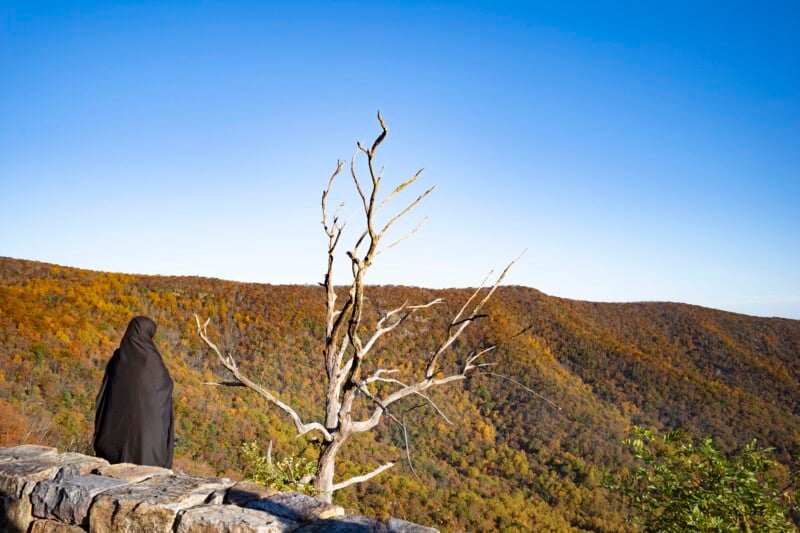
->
[358,298,442,357]
[480,371,562,411]
[377,215,430,256]
[321,160,345,237]
[425,253,523,378]
[195,315,334,442]
[351,371,471,435]
[364,368,400,384]
[400,405,425,480]
[350,149,368,213]
[331,461,396,492]
[382,374,469,409]
[379,186,435,239]
[362,370,454,425]
[322,161,346,382]
[413,390,454,425]
[372,110,388,157]
[377,168,424,212]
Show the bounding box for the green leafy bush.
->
[240,441,317,495]
[618,427,795,532]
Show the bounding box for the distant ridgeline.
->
[1,256,799,531]
[0,444,435,532]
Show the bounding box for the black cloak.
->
[93,316,174,468]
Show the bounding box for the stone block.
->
[93,463,171,484]
[29,519,87,532]
[89,474,234,533]
[245,492,344,523]
[0,453,108,499]
[0,446,58,465]
[295,515,439,532]
[31,474,129,526]
[225,481,280,506]
[50,454,109,478]
[176,504,298,533]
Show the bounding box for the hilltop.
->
[1,256,799,531]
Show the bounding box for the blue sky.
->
[1,1,799,319]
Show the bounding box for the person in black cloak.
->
[93,316,174,468]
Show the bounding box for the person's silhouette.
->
[93,316,174,468]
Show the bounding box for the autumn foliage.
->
[1,256,799,531]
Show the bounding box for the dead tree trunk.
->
[315,436,345,499]
[197,111,518,503]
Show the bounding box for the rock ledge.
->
[0,446,436,533]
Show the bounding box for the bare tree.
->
[197,112,517,502]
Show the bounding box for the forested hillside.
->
[1,256,799,531]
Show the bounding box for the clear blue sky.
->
[1,1,799,319]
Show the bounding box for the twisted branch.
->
[195,315,333,442]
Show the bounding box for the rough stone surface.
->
[49,454,109,479]
[29,519,87,533]
[176,504,298,533]
[245,492,344,524]
[225,481,280,506]
[2,495,34,533]
[89,474,234,533]
[31,473,129,526]
[0,446,57,465]
[295,515,439,532]
[93,463,171,484]
[0,452,108,499]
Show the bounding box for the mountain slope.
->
[1,256,798,531]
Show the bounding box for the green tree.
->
[619,427,795,532]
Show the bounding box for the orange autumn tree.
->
[196,112,518,502]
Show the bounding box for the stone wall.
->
[0,446,436,533]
